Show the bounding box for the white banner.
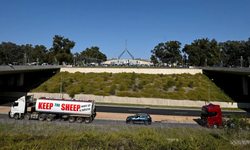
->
[36,98,93,115]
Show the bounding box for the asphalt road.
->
[96,105,249,117]
[0,114,201,129]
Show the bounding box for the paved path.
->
[0,105,198,124]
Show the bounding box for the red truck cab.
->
[201,103,222,128]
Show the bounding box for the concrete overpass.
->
[0,66,249,102]
[200,67,250,102]
[0,65,62,75]
[0,65,61,92]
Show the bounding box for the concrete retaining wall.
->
[60,68,202,75]
[28,92,250,108]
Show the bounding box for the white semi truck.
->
[9,95,97,123]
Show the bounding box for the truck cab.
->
[201,103,222,128]
[9,95,34,119]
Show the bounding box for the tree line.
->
[1,35,249,67]
[151,38,250,67]
[0,35,107,65]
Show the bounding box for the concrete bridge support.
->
[7,75,15,86]
[242,75,249,95]
[17,73,24,86]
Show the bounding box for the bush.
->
[138,82,144,90]
[47,83,60,93]
[116,91,133,97]
[141,92,151,98]
[163,83,169,91]
[118,84,125,91]
[109,84,116,95]
[94,91,110,96]
[167,80,175,88]
[132,92,142,98]
[103,76,108,81]
[131,72,136,82]
[188,81,194,88]
[68,90,76,99]
[176,81,183,91]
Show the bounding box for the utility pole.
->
[60,75,62,98]
[240,56,243,68]
[208,79,213,104]
[208,80,210,104]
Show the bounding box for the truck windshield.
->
[13,102,19,107]
[201,109,208,117]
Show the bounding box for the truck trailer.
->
[9,95,97,123]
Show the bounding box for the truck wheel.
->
[46,115,53,122]
[213,124,218,129]
[24,114,31,120]
[76,117,83,123]
[144,121,149,126]
[14,114,19,120]
[8,111,11,119]
[85,117,92,124]
[69,116,75,123]
[38,115,45,121]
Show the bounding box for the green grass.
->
[31,72,233,102]
[0,122,249,149]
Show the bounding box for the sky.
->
[0,0,250,59]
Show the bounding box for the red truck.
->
[201,103,222,128]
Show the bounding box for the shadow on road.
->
[193,118,201,125]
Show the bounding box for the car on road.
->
[126,113,152,125]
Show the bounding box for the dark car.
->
[126,113,152,125]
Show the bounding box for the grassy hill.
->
[31,72,233,102]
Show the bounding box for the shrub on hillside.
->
[167,80,175,88]
[163,83,169,91]
[153,80,163,88]
[109,84,116,95]
[131,72,136,83]
[176,81,183,91]
[94,91,110,96]
[31,72,233,102]
[118,84,125,91]
[138,82,144,89]
[141,92,151,98]
[116,91,133,97]
[168,91,186,100]
[83,87,95,94]
[186,88,206,101]
[188,81,194,88]
[47,83,60,93]
[68,90,76,99]
[132,92,142,98]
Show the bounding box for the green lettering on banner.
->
[55,103,60,107]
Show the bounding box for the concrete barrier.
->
[60,68,202,75]
[27,92,247,108]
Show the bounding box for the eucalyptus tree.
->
[50,35,75,64]
[182,38,220,66]
[151,41,182,63]
[80,46,107,64]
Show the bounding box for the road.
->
[0,114,201,129]
[96,105,249,117]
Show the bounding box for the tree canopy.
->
[182,38,220,66]
[220,38,250,67]
[50,35,75,65]
[150,41,182,64]
[80,46,107,64]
